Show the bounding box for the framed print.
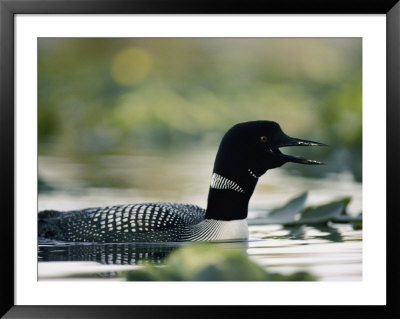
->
[1,0,399,317]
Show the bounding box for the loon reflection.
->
[38,240,249,265]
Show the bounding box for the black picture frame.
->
[1,0,399,317]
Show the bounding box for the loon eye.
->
[260,136,268,143]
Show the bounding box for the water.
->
[38,150,362,281]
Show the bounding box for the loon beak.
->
[273,136,327,165]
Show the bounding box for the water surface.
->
[38,151,362,281]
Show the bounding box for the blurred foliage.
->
[124,243,317,281]
[38,38,362,180]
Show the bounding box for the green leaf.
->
[269,191,308,217]
[351,213,363,230]
[332,212,362,229]
[124,243,317,281]
[248,192,308,225]
[297,197,351,225]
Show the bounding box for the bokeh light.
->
[110,47,153,86]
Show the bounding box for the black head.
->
[213,120,326,179]
[206,121,326,221]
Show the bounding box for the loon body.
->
[39,121,325,243]
[38,203,248,243]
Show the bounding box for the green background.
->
[38,38,362,181]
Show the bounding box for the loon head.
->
[213,120,325,178]
[206,121,326,220]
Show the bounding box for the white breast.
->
[188,219,249,241]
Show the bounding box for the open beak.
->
[272,136,327,165]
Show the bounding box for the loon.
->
[38,120,325,243]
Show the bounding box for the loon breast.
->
[185,219,249,241]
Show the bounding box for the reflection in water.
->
[282,224,344,242]
[38,241,178,265]
[312,225,344,242]
[38,239,249,266]
[38,224,345,267]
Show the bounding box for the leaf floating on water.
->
[332,213,362,223]
[351,214,362,230]
[335,212,362,230]
[248,194,361,227]
[269,192,308,218]
[296,197,351,225]
[248,192,308,225]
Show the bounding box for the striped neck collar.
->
[210,173,245,194]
